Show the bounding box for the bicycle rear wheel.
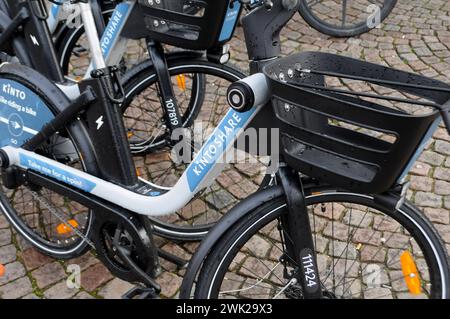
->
[0,64,97,259]
[193,185,450,299]
[298,0,397,37]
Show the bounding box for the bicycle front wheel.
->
[298,0,397,37]
[194,186,450,299]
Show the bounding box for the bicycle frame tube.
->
[46,1,134,81]
[397,118,442,183]
[84,1,135,78]
[54,1,133,99]
[79,1,105,69]
[47,2,60,33]
[1,85,266,216]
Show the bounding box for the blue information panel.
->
[0,79,54,147]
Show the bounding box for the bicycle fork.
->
[146,40,183,145]
[277,164,322,299]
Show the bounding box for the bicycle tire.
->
[0,63,99,259]
[298,0,397,37]
[193,185,450,299]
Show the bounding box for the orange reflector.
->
[0,264,5,277]
[56,219,79,235]
[400,251,422,295]
[136,168,141,177]
[176,74,186,91]
[127,131,134,138]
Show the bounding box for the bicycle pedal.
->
[122,286,159,299]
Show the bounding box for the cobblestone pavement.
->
[1,0,450,299]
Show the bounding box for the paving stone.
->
[0,229,11,247]
[66,253,98,271]
[15,235,33,252]
[98,278,136,299]
[0,262,26,286]
[414,192,443,208]
[21,247,54,271]
[205,189,236,210]
[435,180,450,195]
[43,281,79,299]
[0,213,9,229]
[424,208,450,224]
[32,262,66,289]
[445,196,450,210]
[420,151,445,166]
[73,291,95,299]
[435,140,450,155]
[435,224,450,244]
[81,263,113,292]
[410,162,431,176]
[0,277,32,299]
[156,272,183,298]
[0,215,9,229]
[5,0,450,300]
[410,176,433,192]
[0,245,16,264]
[434,167,450,181]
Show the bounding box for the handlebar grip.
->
[227,73,270,113]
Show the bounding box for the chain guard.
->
[90,207,160,285]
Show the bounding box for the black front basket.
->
[264,52,450,194]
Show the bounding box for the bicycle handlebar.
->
[227,73,270,112]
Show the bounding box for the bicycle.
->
[0,0,255,242]
[178,48,450,298]
[0,0,285,294]
[0,0,449,299]
[44,0,398,240]
[42,0,276,241]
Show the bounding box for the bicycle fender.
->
[179,185,285,298]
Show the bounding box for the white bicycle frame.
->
[49,1,137,99]
[47,1,136,72]
[3,1,443,218]
[0,1,271,217]
[1,72,268,216]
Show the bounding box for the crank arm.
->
[113,229,161,293]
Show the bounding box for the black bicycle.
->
[180,48,450,299]
[46,0,398,241]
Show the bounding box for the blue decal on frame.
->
[0,79,54,148]
[100,3,131,58]
[186,108,256,192]
[19,153,97,193]
[219,1,241,42]
[51,4,60,18]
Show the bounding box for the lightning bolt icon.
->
[96,116,104,130]
[30,34,40,46]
